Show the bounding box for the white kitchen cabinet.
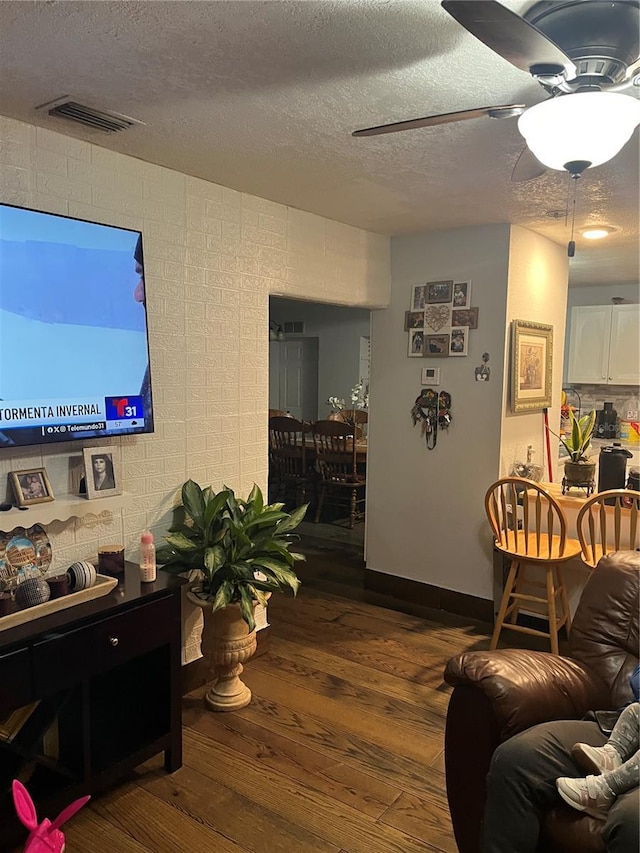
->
[608,304,640,384]
[567,304,640,385]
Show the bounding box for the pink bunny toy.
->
[12,779,90,853]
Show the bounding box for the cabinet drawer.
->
[90,595,174,674]
[0,647,32,715]
[33,596,175,695]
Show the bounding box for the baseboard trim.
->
[364,569,493,623]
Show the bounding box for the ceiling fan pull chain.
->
[567,176,579,257]
[564,171,571,227]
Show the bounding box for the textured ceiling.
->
[0,0,638,287]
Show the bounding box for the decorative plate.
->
[0,525,52,587]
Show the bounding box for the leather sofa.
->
[444,550,640,853]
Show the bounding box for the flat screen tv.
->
[0,203,154,448]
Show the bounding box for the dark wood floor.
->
[20,548,496,853]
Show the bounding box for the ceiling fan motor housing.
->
[524,0,640,85]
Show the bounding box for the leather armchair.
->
[443,551,640,853]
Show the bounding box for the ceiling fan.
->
[353,0,640,181]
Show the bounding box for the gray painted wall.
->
[366,223,568,603]
[366,224,511,601]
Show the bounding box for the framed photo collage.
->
[405,279,478,359]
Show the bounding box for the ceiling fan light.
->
[517,93,640,172]
[582,228,611,240]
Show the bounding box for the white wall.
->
[366,224,511,601]
[270,297,371,416]
[501,226,569,484]
[0,115,390,575]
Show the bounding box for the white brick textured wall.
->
[0,115,390,573]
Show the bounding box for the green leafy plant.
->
[157,480,307,630]
[553,408,596,463]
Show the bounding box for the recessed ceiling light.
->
[582,227,612,240]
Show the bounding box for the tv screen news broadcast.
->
[0,203,154,448]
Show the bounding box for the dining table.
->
[302,434,367,464]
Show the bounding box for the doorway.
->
[268,296,371,556]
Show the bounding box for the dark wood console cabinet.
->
[0,564,185,850]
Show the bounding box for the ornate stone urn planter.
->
[187,589,258,711]
[158,480,306,713]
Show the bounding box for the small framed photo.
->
[411,284,427,311]
[452,281,471,308]
[451,307,479,329]
[426,280,453,304]
[83,446,122,499]
[408,329,425,357]
[404,310,425,330]
[421,366,441,386]
[10,468,55,506]
[511,319,553,412]
[424,334,450,357]
[449,326,469,356]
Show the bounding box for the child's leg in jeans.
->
[601,750,640,797]
[608,702,639,762]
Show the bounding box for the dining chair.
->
[268,409,294,419]
[268,416,314,508]
[485,477,582,655]
[311,419,366,529]
[576,488,640,568]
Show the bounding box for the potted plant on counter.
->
[555,408,597,494]
[157,480,307,711]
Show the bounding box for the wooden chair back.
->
[311,419,357,484]
[343,409,368,425]
[269,409,294,419]
[576,489,640,568]
[485,477,570,560]
[268,417,307,479]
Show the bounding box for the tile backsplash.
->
[566,384,640,420]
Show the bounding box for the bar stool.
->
[485,477,581,655]
[576,488,640,568]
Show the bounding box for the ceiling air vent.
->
[37,97,143,134]
[283,321,304,334]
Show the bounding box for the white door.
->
[567,305,611,384]
[270,338,319,421]
[609,304,640,385]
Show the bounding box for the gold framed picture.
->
[511,319,553,412]
[10,468,55,506]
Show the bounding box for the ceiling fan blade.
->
[352,104,524,137]
[441,0,576,79]
[511,146,548,183]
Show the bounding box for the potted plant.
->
[157,480,307,710]
[554,408,597,493]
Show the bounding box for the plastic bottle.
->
[140,531,156,582]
